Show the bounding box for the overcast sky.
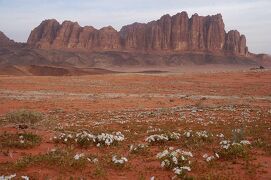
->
[0,0,270,54]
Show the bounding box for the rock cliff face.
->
[224,30,248,55]
[27,12,248,56]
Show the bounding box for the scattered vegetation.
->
[0,104,270,179]
[4,109,43,125]
[129,144,149,154]
[1,149,92,172]
[156,147,193,179]
[111,155,128,168]
[0,132,41,149]
[53,131,125,148]
[218,140,250,160]
[145,132,181,144]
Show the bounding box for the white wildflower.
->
[156,150,169,159]
[74,153,84,160]
[0,174,16,180]
[92,158,99,163]
[173,167,182,175]
[180,166,191,171]
[172,156,178,165]
[112,155,128,165]
[181,150,193,157]
[184,130,192,138]
[206,156,215,162]
[216,133,224,138]
[21,176,29,180]
[240,140,251,145]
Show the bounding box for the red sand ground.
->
[0,70,270,179]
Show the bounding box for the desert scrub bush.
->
[218,140,250,160]
[0,132,41,149]
[156,147,193,179]
[53,131,125,148]
[111,155,128,168]
[145,132,181,144]
[202,153,220,165]
[5,109,43,125]
[12,149,90,171]
[183,130,213,147]
[129,144,149,154]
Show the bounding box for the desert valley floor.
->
[0,70,270,179]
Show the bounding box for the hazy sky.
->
[0,0,270,54]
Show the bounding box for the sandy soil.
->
[0,70,270,179]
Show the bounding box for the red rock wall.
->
[27,12,248,56]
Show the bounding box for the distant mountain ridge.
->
[0,31,16,47]
[0,11,270,76]
[27,12,248,56]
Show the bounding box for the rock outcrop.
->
[224,30,248,55]
[27,19,60,48]
[27,12,248,56]
[0,31,16,47]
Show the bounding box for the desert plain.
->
[0,69,270,179]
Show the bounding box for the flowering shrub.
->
[146,126,161,133]
[87,157,98,164]
[183,130,213,141]
[73,153,98,164]
[0,174,29,180]
[0,174,16,180]
[218,140,250,159]
[53,131,125,148]
[216,133,225,138]
[173,166,191,178]
[195,131,213,141]
[156,148,193,178]
[183,130,213,147]
[74,153,85,160]
[183,130,193,138]
[145,134,168,143]
[112,155,128,167]
[129,144,148,154]
[145,132,181,144]
[202,153,219,163]
[167,132,181,141]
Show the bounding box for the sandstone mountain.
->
[0,11,270,76]
[27,12,248,56]
[0,31,16,47]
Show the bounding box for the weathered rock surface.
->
[27,12,248,56]
[0,31,16,47]
[224,30,248,55]
[27,19,60,48]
